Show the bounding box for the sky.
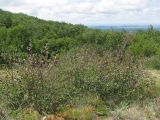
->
[0,0,160,25]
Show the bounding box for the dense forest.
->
[0,9,160,120]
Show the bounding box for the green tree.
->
[0,13,12,28]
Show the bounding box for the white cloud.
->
[0,0,159,25]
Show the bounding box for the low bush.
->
[146,55,160,70]
[0,45,154,115]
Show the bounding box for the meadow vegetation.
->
[0,9,160,120]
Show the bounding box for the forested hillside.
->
[0,9,160,120]
[0,9,88,61]
[0,9,160,67]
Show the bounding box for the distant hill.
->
[89,25,160,31]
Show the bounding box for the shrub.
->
[146,55,160,69]
[128,38,157,57]
[105,31,124,50]
[0,56,75,114]
[71,50,153,103]
[0,45,153,114]
[59,46,153,103]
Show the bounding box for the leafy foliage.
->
[0,10,160,67]
[0,9,159,119]
[0,46,154,114]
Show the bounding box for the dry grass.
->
[0,68,19,80]
[147,70,160,83]
[118,101,160,120]
[107,70,160,120]
[147,70,160,97]
[0,69,7,78]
